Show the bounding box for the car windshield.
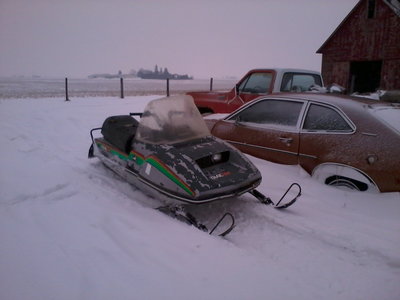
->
[370,105,400,134]
[136,95,211,144]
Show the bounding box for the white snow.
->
[370,106,400,133]
[1,96,400,300]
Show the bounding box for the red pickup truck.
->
[187,68,323,113]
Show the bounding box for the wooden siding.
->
[318,0,400,91]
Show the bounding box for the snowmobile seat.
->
[101,115,139,153]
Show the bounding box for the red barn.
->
[317,0,400,93]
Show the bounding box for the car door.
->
[211,98,305,165]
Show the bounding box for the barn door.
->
[349,60,382,93]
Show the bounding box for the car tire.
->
[311,163,379,193]
[325,175,368,191]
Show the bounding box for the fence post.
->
[166,78,170,97]
[65,77,70,101]
[210,77,213,91]
[120,77,124,99]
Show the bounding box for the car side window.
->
[238,73,272,94]
[281,73,322,92]
[303,104,353,132]
[234,99,303,127]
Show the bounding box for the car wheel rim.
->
[327,178,361,191]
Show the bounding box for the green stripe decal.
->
[97,142,130,161]
[130,150,145,165]
[146,156,194,196]
[96,141,194,196]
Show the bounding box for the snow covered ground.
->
[0,77,236,99]
[1,96,399,300]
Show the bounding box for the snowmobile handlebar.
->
[90,127,102,143]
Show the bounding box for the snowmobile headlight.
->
[211,153,222,163]
[196,151,230,169]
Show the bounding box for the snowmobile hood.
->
[131,135,261,202]
[90,95,262,204]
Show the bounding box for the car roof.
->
[259,92,390,111]
[248,68,321,75]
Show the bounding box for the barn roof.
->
[385,0,400,15]
[316,0,400,54]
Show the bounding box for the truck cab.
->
[187,68,323,114]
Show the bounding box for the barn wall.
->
[382,60,400,89]
[321,58,349,89]
[319,0,400,90]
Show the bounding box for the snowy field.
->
[0,77,236,99]
[1,95,399,300]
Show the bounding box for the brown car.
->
[206,93,400,192]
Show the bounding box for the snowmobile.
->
[88,95,301,236]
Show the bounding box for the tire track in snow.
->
[227,197,400,272]
[6,183,77,205]
[85,157,400,274]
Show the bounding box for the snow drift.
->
[1,96,399,300]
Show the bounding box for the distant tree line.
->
[88,65,192,80]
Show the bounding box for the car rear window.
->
[303,104,353,132]
[281,73,322,92]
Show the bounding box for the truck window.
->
[281,73,322,92]
[238,73,272,94]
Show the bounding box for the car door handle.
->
[279,137,293,144]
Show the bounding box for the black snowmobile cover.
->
[101,115,139,153]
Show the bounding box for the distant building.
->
[137,65,193,80]
[317,0,400,93]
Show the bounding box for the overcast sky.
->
[0,0,359,79]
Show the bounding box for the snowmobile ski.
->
[250,183,301,209]
[157,205,235,237]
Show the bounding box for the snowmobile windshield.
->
[136,95,211,144]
